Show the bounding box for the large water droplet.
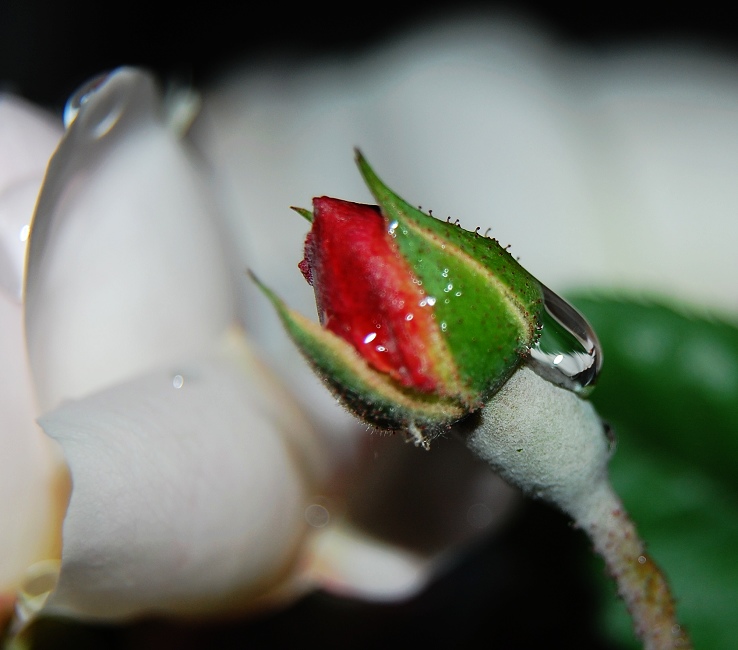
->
[528,284,602,395]
[63,72,110,128]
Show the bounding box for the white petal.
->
[25,68,235,412]
[0,94,62,194]
[0,291,68,600]
[0,95,62,301]
[303,522,431,601]
[38,349,322,620]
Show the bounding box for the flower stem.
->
[570,480,691,649]
[461,366,690,649]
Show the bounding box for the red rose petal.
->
[301,197,442,392]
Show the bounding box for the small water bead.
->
[172,374,184,389]
[419,296,437,307]
[388,220,399,236]
[528,284,602,395]
[363,332,377,344]
[304,503,330,528]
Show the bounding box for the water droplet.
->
[172,374,184,389]
[63,72,110,128]
[454,291,462,297]
[304,503,330,528]
[63,71,127,138]
[441,268,449,278]
[405,313,413,321]
[443,283,453,293]
[638,555,647,564]
[363,332,377,344]
[440,321,448,332]
[376,345,387,352]
[16,560,60,624]
[19,224,30,242]
[388,220,399,236]
[528,284,602,395]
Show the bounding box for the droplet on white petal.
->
[39,352,320,620]
[25,68,235,412]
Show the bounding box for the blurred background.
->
[3,0,738,109]
[3,2,738,649]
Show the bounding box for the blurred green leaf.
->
[570,294,738,649]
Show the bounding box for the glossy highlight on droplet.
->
[527,284,602,395]
[63,72,111,128]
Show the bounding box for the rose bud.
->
[253,151,600,447]
[252,153,690,649]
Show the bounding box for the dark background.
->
[2,0,737,109]
[2,2,730,648]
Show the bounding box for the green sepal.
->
[251,272,467,434]
[290,206,313,223]
[355,150,543,401]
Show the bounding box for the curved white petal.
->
[38,344,322,620]
[303,522,431,601]
[0,94,62,301]
[25,68,235,412]
[0,96,68,610]
[0,94,62,193]
[0,291,68,602]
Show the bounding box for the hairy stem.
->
[570,479,690,649]
[462,366,689,649]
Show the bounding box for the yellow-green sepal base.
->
[251,272,467,437]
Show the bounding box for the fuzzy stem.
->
[569,479,690,649]
[461,366,689,649]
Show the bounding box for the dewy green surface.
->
[356,152,543,400]
[570,293,738,650]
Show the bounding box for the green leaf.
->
[569,293,738,649]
